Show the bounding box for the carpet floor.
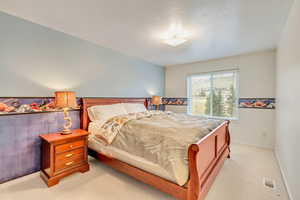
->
[0,144,289,200]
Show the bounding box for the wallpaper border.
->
[0,97,80,116]
[161,97,276,109]
[0,96,276,116]
[238,98,275,109]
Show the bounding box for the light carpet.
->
[0,144,289,200]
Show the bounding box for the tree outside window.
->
[187,70,238,119]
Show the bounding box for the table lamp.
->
[55,91,77,135]
[151,96,162,110]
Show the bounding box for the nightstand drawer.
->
[55,154,85,172]
[55,140,85,154]
[55,148,84,162]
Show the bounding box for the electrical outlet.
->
[262,131,267,137]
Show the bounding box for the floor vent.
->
[263,178,276,189]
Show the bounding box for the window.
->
[187,70,239,119]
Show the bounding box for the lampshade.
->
[151,96,162,105]
[54,91,77,109]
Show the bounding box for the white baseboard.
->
[274,150,294,200]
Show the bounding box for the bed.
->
[81,98,230,200]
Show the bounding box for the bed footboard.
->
[187,121,230,200]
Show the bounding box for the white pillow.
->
[122,103,147,114]
[87,103,127,122]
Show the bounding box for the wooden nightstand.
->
[40,129,90,187]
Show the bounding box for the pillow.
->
[87,103,127,123]
[122,103,147,114]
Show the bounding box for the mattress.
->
[88,112,224,186]
[88,136,177,183]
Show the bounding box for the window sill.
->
[187,113,239,121]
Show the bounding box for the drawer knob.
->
[65,153,73,158]
[65,161,74,166]
[69,145,74,148]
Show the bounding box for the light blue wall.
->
[0,12,165,97]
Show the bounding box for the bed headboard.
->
[81,98,148,130]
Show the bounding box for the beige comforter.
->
[91,111,223,186]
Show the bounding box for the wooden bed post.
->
[226,120,231,158]
[187,144,200,200]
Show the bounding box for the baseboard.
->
[274,150,294,200]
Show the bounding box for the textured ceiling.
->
[0,0,293,66]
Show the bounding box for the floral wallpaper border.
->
[238,98,275,109]
[0,97,276,115]
[162,98,188,105]
[152,97,276,109]
[0,97,80,115]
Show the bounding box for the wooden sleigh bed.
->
[81,98,231,200]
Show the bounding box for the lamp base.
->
[61,129,72,135]
[60,108,73,135]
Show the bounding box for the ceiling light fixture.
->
[162,23,190,47]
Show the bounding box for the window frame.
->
[186,69,239,120]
